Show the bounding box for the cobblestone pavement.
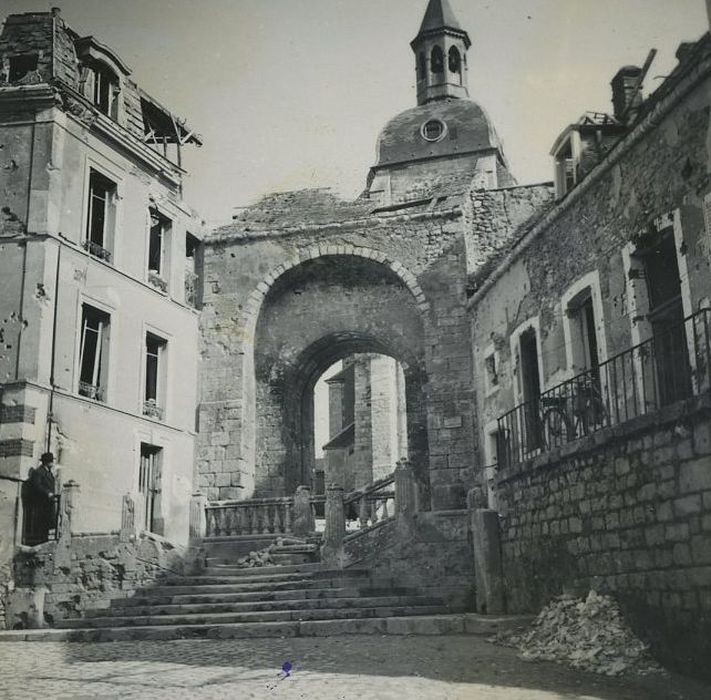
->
[0,635,709,700]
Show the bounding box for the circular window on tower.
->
[421,119,447,142]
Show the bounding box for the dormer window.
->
[89,63,119,118]
[552,133,581,199]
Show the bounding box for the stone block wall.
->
[200,191,481,509]
[496,394,711,678]
[6,531,189,628]
[469,53,711,454]
[343,511,475,610]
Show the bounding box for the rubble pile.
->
[235,538,284,568]
[236,546,274,568]
[494,591,661,676]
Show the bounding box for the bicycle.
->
[540,377,608,449]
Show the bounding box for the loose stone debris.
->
[235,539,282,568]
[492,591,662,676]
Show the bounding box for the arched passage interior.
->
[252,254,429,498]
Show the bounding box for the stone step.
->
[142,576,372,597]
[163,568,367,587]
[58,604,450,629]
[263,552,315,565]
[113,585,419,608]
[0,613,534,643]
[86,595,444,618]
[201,562,322,577]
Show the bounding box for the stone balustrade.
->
[321,460,419,565]
[205,497,294,537]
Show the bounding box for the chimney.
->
[51,7,61,17]
[611,65,643,123]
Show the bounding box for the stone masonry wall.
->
[6,531,188,628]
[470,54,711,449]
[343,511,475,610]
[496,394,711,679]
[201,192,478,509]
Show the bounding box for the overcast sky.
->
[5,0,708,224]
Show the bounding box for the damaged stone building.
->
[0,0,710,681]
[0,8,204,558]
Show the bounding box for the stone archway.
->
[250,254,429,498]
[200,222,476,510]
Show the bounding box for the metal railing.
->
[78,381,104,402]
[82,240,112,263]
[148,271,168,293]
[143,400,164,420]
[497,307,711,467]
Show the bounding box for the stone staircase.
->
[2,534,530,642]
[14,537,452,642]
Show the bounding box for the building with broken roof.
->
[0,8,205,556]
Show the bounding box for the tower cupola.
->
[411,0,471,105]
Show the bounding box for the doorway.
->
[139,443,162,534]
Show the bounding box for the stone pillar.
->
[321,484,345,568]
[394,459,417,517]
[292,485,315,536]
[189,492,207,542]
[58,480,79,541]
[467,487,505,615]
[54,480,79,572]
[120,493,136,542]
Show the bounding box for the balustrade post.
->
[120,493,136,542]
[292,485,315,536]
[54,480,80,572]
[394,459,417,518]
[467,486,505,615]
[189,492,207,542]
[321,484,345,568]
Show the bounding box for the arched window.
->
[430,46,444,74]
[448,46,461,75]
[449,46,462,78]
[418,52,426,80]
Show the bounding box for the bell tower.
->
[411,0,471,105]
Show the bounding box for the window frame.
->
[482,344,500,397]
[75,300,113,403]
[561,271,608,379]
[84,167,118,263]
[88,61,120,120]
[146,208,172,293]
[142,329,169,421]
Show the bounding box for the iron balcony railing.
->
[82,240,112,263]
[497,307,711,467]
[78,381,104,402]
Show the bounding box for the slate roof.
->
[375,98,502,168]
[418,0,462,34]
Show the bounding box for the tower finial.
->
[411,0,471,105]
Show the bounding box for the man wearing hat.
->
[23,452,57,544]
